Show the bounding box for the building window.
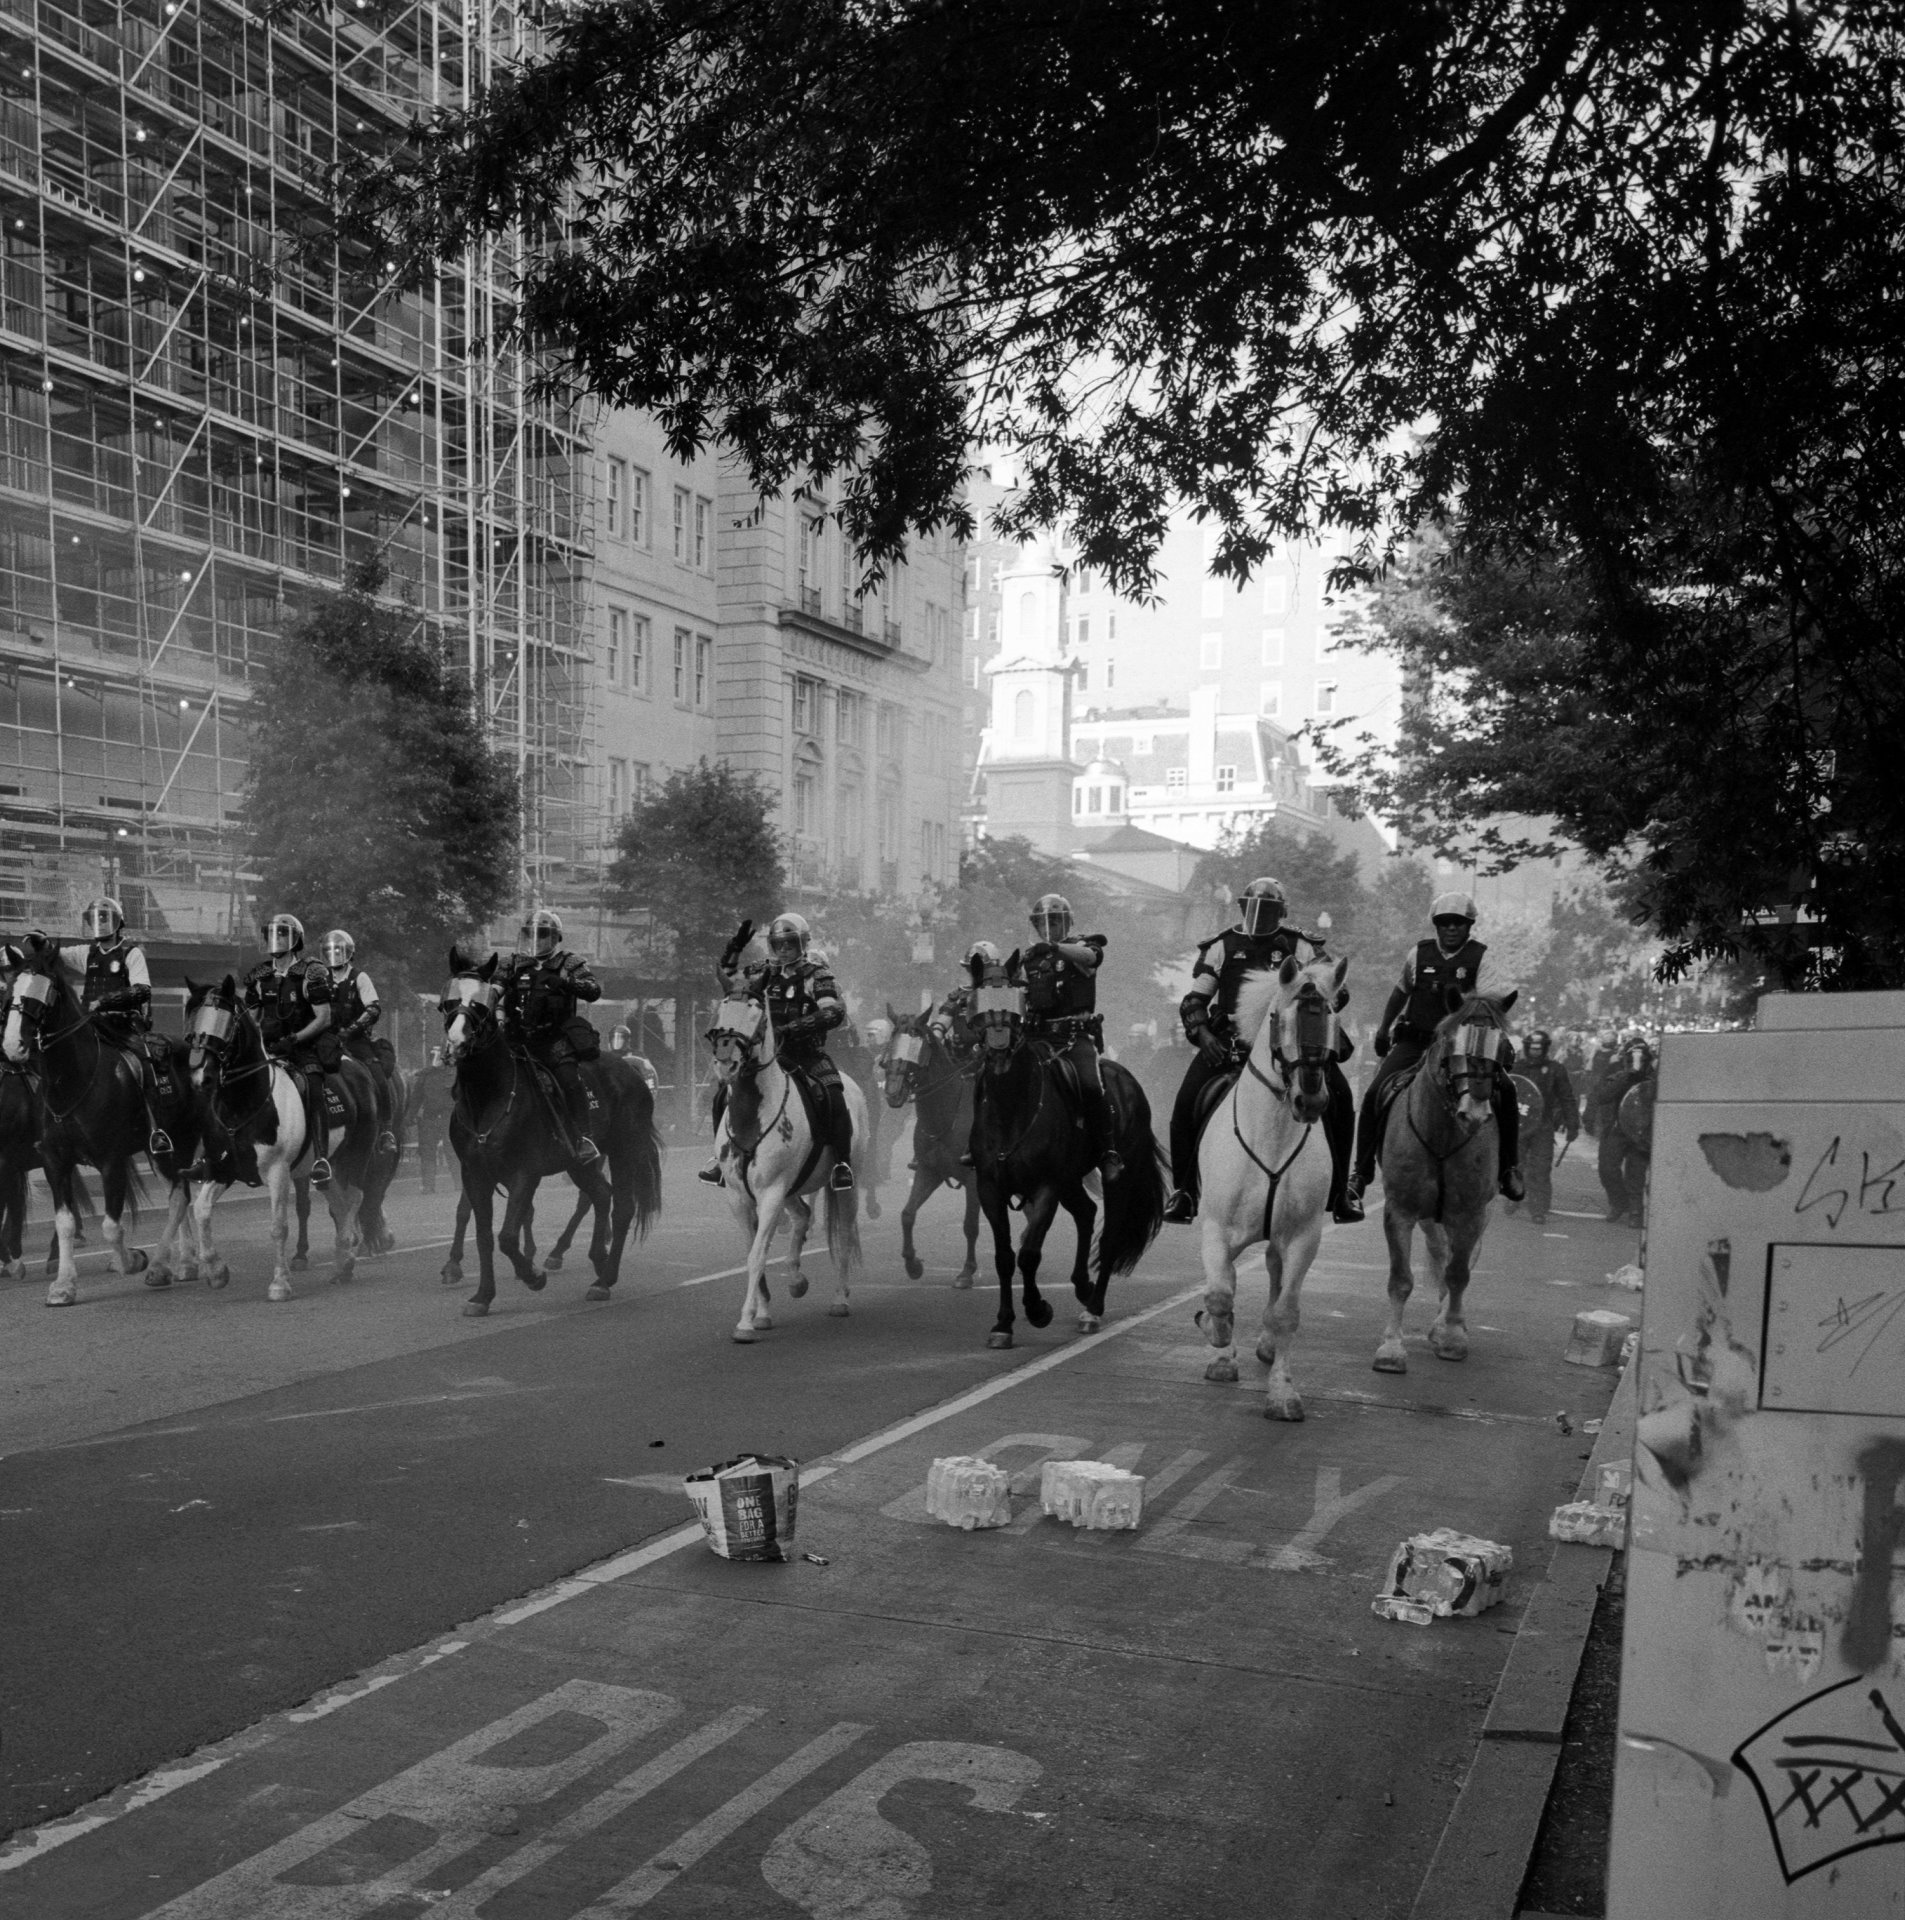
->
[1262,628,1286,666]
[1265,574,1291,615]
[1087,786,1103,815]
[1013,689,1034,739]
[1073,786,1083,816]
[629,614,649,693]
[608,756,628,821]
[799,517,823,613]
[1316,680,1337,715]
[694,633,713,709]
[1108,784,1122,814]
[693,496,711,571]
[1106,658,1116,690]
[1018,589,1036,635]
[793,771,817,836]
[1076,615,1090,647]
[1107,613,1117,641]
[879,788,900,864]
[1166,766,1187,791]
[792,676,816,734]
[605,459,626,541]
[1200,632,1222,670]
[837,688,864,747]
[673,627,689,701]
[632,762,650,802]
[1078,659,1090,693]
[1216,764,1237,793]
[629,468,649,546]
[1260,680,1282,717]
[672,486,689,561]
[876,702,897,757]
[606,606,626,685]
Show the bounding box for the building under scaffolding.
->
[0,0,591,951]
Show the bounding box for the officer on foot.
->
[322,930,399,1157]
[243,914,338,1186]
[76,896,176,1158]
[1020,893,1122,1182]
[1516,1029,1579,1225]
[1348,892,1525,1211]
[504,909,603,1167]
[1162,878,1361,1224]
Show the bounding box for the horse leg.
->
[782,1192,812,1307]
[266,1157,297,1301]
[1375,1203,1415,1372]
[1061,1185,1099,1330]
[582,1170,612,1281]
[1261,1215,1324,1420]
[1196,1211,1241,1383]
[193,1176,230,1291]
[957,1172,981,1289]
[326,1174,363,1285]
[1425,1219,1472,1360]
[1015,1186,1059,1334]
[587,1165,632,1303]
[734,1191,785,1341]
[898,1163,932,1280]
[99,1161,148,1280]
[464,1171,499,1316]
[443,1187,471,1285]
[549,1182,592,1270]
[45,1176,80,1308]
[290,1175,311,1271]
[498,1177,547,1292]
[979,1176,1019,1348]
[145,1177,194,1289]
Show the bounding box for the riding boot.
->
[553,1060,600,1167]
[306,1076,331,1188]
[1324,1066,1363,1223]
[826,1083,855,1192]
[1493,1081,1524,1201]
[1352,1078,1382,1194]
[700,1083,727,1185]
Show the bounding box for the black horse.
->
[440,956,662,1316]
[4,935,198,1306]
[879,1005,980,1288]
[966,955,1166,1348]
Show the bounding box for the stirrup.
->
[1500,1165,1526,1202]
[1162,1190,1195,1224]
[958,1151,975,1167]
[376,1131,399,1156]
[147,1128,173,1157]
[309,1157,332,1189]
[828,1160,855,1192]
[573,1135,601,1166]
[1331,1189,1366,1224]
[698,1161,725,1186]
[1099,1149,1124,1183]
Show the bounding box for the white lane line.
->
[0,1758,231,1870]
[285,1641,468,1725]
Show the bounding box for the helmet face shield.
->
[84,898,125,942]
[527,908,562,957]
[767,913,808,963]
[265,914,304,957]
[1030,893,1072,942]
[1238,895,1284,937]
[322,931,354,970]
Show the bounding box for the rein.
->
[977,1040,1049,1172]
[723,1056,793,1194]
[1404,1028,1499,1224]
[1231,1033,1316,1241]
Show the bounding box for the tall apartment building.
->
[0,0,589,954]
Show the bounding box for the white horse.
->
[183,979,369,1302]
[1195,952,1349,1420]
[707,995,866,1343]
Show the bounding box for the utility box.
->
[1609,991,1905,1916]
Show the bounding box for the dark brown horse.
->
[879,1006,980,1288]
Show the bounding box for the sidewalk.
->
[1,1176,1639,1920]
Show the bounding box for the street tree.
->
[243,559,519,988]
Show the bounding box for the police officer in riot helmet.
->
[73,896,180,1159]
[1349,892,1524,1207]
[700,912,855,1189]
[502,908,604,1166]
[930,940,1002,1064]
[242,913,341,1186]
[1163,878,1362,1224]
[1019,892,1122,1182]
[321,929,399,1156]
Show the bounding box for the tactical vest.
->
[249,959,329,1046]
[331,970,375,1030]
[1198,926,1303,1031]
[1399,937,1487,1037]
[1023,937,1102,1020]
[510,953,583,1033]
[84,940,146,1019]
[759,963,833,1061]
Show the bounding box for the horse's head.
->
[3,933,76,1064]
[1236,952,1348,1123]
[183,973,249,1088]
[969,954,1028,1078]
[442,952,504,1063]
[705,994,770,1088]
[882,1009,930,1108]
[1433,990,1519,1126]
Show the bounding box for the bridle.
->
[442,975,506,1064]
[882,1023,963,1107]
[5,968,105,1129]
[1247,980,1338,1107]
[187,990,273,1133]
[705,997,788,1190]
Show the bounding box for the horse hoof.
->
[268,1280,293,1302]
[731,1324,759,1343]
[1373,1341,1408,1374]
[987,1330,1014,1349]
[462,1298,490,1318]
[1026,1298,1053,1330]
[1196,1309,1235,1350]
[1429,1326,1469,1361]
[584,1284,612,1302]
[866,1196,882,1221]
[524,1269,548,1293]
[789,1274,809,1299]
[330,1264,355,1286]
[544,1252,563,1271]
[45,1280,76,1308]
[143,1266,171,1289]
[441,1259,463,1286]
[289,1253,309,1273]
[952,1271,974,1290]
[1255,1335,1278,1367]
[752,1311,774,1331]
[826,1302,850,1318]
[126,1247,150,1275]
[206,1261,230,1291]
[5,1259,24,1282]
[1204,1356,1239,1384]
[1264,1391,1306,1422]
[1077,1311,1101,1334]
[903,1256,924,1280]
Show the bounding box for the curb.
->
[1409,1348,1637,1920]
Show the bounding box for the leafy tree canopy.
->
[243,559,519,988]
[605,759,783,984]
[942,836,1108,965]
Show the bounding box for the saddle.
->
[1370,1062,1422,1161]
[1190,1062,1242,1153]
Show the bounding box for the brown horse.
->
[879,1006,981,1288]
[1373,990,1518,1373]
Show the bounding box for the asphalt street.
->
[0,1135,1640,1917]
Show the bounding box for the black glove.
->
[720,919,755,967]
[1197,1029,1229,1064]
[1373,1028,1392,1057]
[267,1038,293,1059]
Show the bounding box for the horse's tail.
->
[1100,1066,1166,1278]
[826,1181,861,1279]
[631,1110,664,1242]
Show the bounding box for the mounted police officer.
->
[1019,892,1122,1183]
[242,913,339,1186]
[1349,892,1524,1209]
[502,908,603,1167]
[1513,1029,1579,1226]
[1163,877,1361,1225]
[929,941,1002,1064]
[700,912,855,1189]
[73,896,178,1158]
[321,930,398,1157]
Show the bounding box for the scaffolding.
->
[0,0,593,942]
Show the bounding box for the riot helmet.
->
[966,940,1003,967]
[1238,878,1286,938]
[1526,1029,1552,1058]
[1429,891,1477,952]
[1030,893,1072,942]
[83,897,126,943]
[264,913,305,957]
[766,912,810,964]
[322,929,356,972]
[610,1024,630,1052]
[524,907,563,957]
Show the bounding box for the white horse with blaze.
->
[1195,952,1349,1420]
